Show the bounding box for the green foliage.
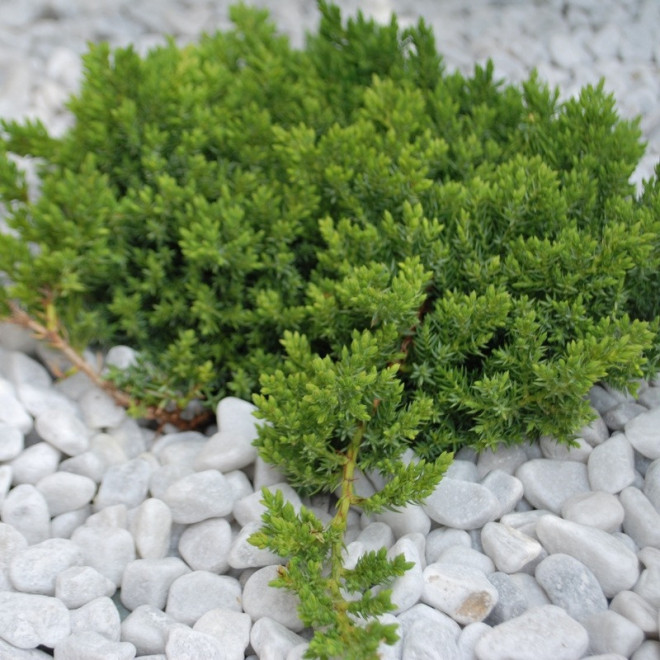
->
[1,4,660,654]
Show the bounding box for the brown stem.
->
[5,301,212,430]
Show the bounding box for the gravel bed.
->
[1,2,659,659]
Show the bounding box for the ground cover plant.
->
[1,2,659,656]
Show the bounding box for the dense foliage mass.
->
[1,1,659,456]
[1,3,659,655]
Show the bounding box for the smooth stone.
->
[436,544,495,575]
[422,562,498,624]
[10,442,61,485]
[588,433,636,493]
[499,510,552,539]
[55,566,116,609]
[357,522,395,552]
[161,470,234,524]
[625,407,660,459]
[620,487,660,548]
[535,515,640,597]
[9,537,84,595]
[78,387,126,429]
[602,402,648,432]
[16,383,79,419]
[638,546,660,570]
[446,459,479,482]
[88,433,128,466]
[1,483,51,544]
[232,482,301,527]
[194,428,257,472]
[0,522,28,590]
[120,558,190,611]
[36,472,96,516]
[223,470,254,503]
[515,459,590,513]
[0,637,52,658]
[423,478,501,530]
[193,609,251,659]
[120,605,178,656]
[94,458,153,510]
[86,503,128,528]
[34,407,90,456]
[633,567,660,607]
[476,444,528,478]
[165,627,225,659]
[481,522,543,573]
[632,641,660,660]
[373,502,431,538]
[227,521,284,570]
[481,469,524,517]
[610,590,659,636]
[249,617,306,660]
[53,631,136,660]
[165,571,242,625]
[151,432,206,468]
[582,610,645,658]
[588,385,620,414]
[578,413,610,447]
[59,451,108,484]
[70,524,136,586]
[398,603,461,659]
[644,459,660,511]
[474,605,589,660]
[387,535,424,614]
[0,422,23,461]
[215,396,262,439]
[0,465,10,506]
[539,435,592,462]
[425,528,472,564]
[458,622,491,660]
[104,345,138,370]
[69,596,121,641]
[242,565,304,631]
[148,464,193,501]
[561,491,625,532]
[131,498,172,560]
[484,572,527,625]
[178,518,232,573]
[0,391,33,434]
[508,573,551,609]
[5,351,51,388]
[0,592,70,649]
[534,553,607,622]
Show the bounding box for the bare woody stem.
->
[5,300,212,430]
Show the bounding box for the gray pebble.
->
[242,564,304,631]
[422,562,498,624]
[131,497,172,560]
[162,470,234,524]
[588,433,636,493]
[582,610,645,658]
[9,537,83,595]
[535,515,639,598]
[625,407,660,459]
[120,605,178,656]
[516,459,590,514]
[165,571,242,625]
[619,486,660,548]
[484,571,528,625]
[36,471,96,516]
[0,591,70,649]
[120,557,190,611]
[561,491,624,532]
[423,478,501,529]
[69,595,121,641]
[55,566,116,609]
[481,522,543,573]
[178,517,233,573]
[70,524,135,586]
[534,553,607,622]
[54,630,136,660]
[1,483,51,544]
